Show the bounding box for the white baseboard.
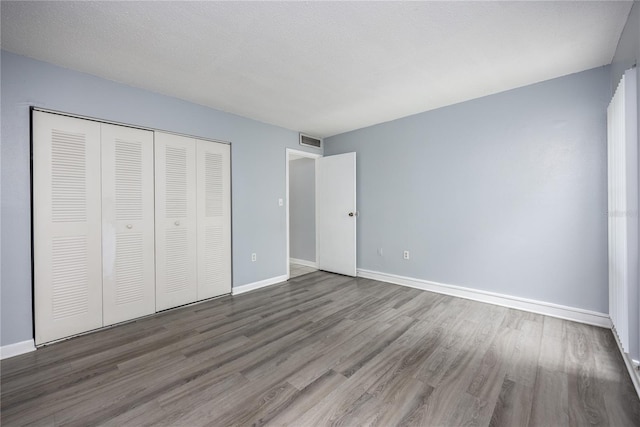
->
[232,274,288,296]
[290,258,318,269]
[1,339,36,360]
[357,269,611,328]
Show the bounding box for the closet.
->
[33,111,231,345]
[154,132,198,310]
[154,133,232,311]
[33,112,104,343]
[101,124,156,326]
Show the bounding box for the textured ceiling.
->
[0,1,633,137]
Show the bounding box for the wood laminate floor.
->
[2,271,639,426]
[290,263,317,279]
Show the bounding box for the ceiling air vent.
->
[299,133,322,149]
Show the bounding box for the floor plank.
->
[1,271,638,426]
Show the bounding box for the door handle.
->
[348,212,355,217]
[174,220,180,226]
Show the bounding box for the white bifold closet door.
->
[33,111,103,345]
[101,124,155,325]
[196,140,231,299]
[34,114,231,342]
[154,132,198,310]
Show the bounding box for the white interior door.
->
[196,140,231,299]
[33,111,103,344]
[317,152,357,276]
[101,124,156,325]
[154,132,197,310]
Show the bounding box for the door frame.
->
[285,148,322,280]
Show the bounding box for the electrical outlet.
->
[403,250,410,260]
[251,253,257,262]
[377,248,383,256]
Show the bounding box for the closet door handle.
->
[126,224,133,229]
[174,220,180,226]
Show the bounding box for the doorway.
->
[286,149,321,279]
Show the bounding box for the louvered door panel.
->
[33,111,103,344]
[196,140,231,299]
[101,124,155,325]
[155,132,197,310]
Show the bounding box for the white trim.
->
[357,269,611,328]
[314,156,320,276]
[290,258,318,269]
[611,327,640,399]
[1,339,36,360]
[232,274,288,296]
[285,148,321,280]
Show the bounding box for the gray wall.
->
[289,158,316,262]
[611,2,640,361]
[0,51,319,347]
[325,66,611,314]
